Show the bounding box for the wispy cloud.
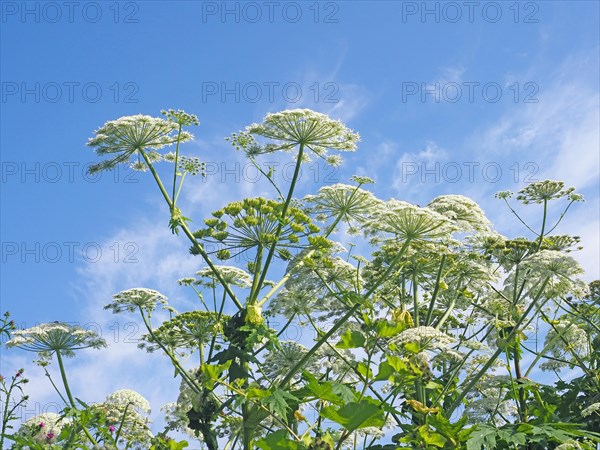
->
[392,140,448,198]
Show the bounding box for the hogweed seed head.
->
[516,180,577,204]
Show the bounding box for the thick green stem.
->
[139,149,244,310]
[425,255,447,326]
[55,351,98,445]
[253,144,305,302]
[412,273,419,327]
[256,184,365,308]
[139,308,201,394]
[513,342,528,422]
[445,277,550,416]
[535,200,548,251]
[278,238,413,388]
[171,124,183,208]
[436,297,456,331]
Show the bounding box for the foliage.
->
[2,109,599,449]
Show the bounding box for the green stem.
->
[55,351,98,445]
[114,402,131,444]
[0,376,24,449]
[208,289,229,362]
[503,198,537,235]
[139,308,201,394]
[445,276,550,416]
[425,255,447,326]
[249,244,264,303]
[412,273,419,327]
[43,365,69,405]
[171,124,183,207]
[253,144,305,303]
[435,297,456,330]
[536,200,548,251]
[512,341,528,422]
[140,149,244,311]
[256,184,364,308]
[278,238,413,388]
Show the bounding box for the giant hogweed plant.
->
[2,109,600,449]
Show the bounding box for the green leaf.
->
[300,372,357,405]
[374,361,395,381]
[264,390,299,422]
[320,398,385,432]
[466,425,497,450]
[336,329,366,349]
[357,361,373,378]
[255,430,306,450]
[418,425,446,447]
[404,341,421,354]
[375,319,406,338]
[344,292,366,306]
[200,360,232,389]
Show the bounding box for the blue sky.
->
[1,0,599,443]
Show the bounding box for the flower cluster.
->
[161,109,199,126]
[232,109,360,160]
[581,402,600,418]
[464,375,518,425]
[6,322,107,357]
[140,311,228,353]
[105,288,169,314]
[16,412,66,445]
[540,319,589,371]
[427,194,492,233]
[390,326,455,353]
[268,248,361,320]
[304,183,381,227]
[505,250,588,300]
[515,180,581,204]
[93,389,153,447]
[178,155,205,176]
[368,200,455,241]
[194,265,254,288]
[262,341,319,382]
[192,197,320,262]
[87,114,194,174]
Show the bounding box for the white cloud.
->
[392,140,448,196]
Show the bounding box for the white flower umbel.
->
[105,389,151,414]
[196,265,254,288]
[262,341,318,382]
[17,412,67,445]
[240,109,360,158]
[105,288,169,314]
[581,402,600,417]
[555,441,589,450]
[95,389,153,447]
[506,250,588,300]
[515,180,580,204]
[539,320,589,372]
[87,114,193,174]
[6,322,107,357]
[391,326,455,352]
[369,200,456,241]
[304,183,382,226]
[140,310,227,352]
[427,194,492,233]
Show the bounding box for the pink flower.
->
[46,433,55,439]
[38,421,46,428]
[109,425,116,432]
